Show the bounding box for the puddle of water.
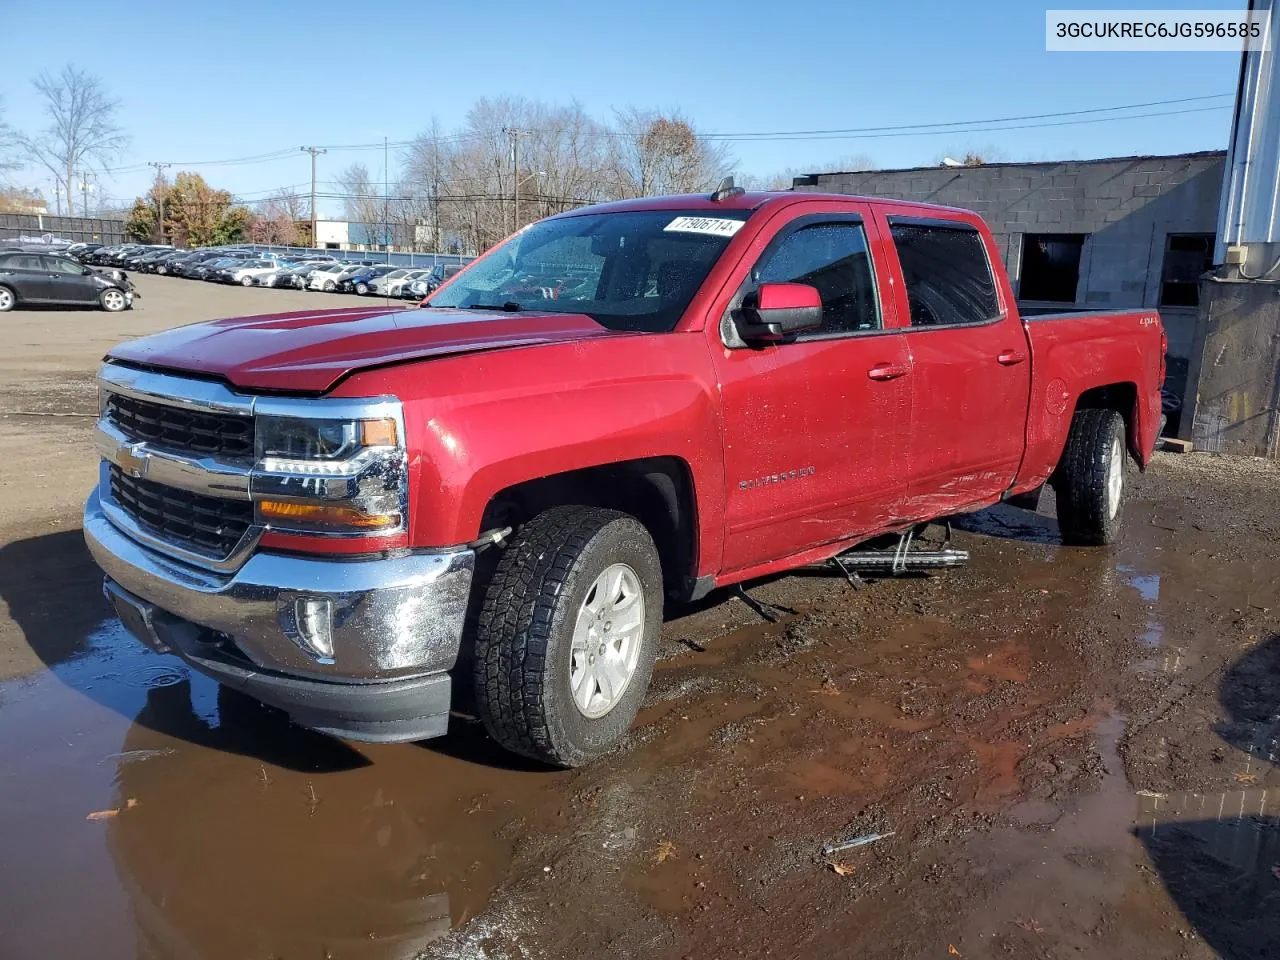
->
[0,619,564,960]
[1135,788,1280,959]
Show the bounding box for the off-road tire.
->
[1053,408,1127,546]
[473,505,662,767]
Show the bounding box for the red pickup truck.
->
[84,188,1165,766]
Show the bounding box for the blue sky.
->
[0,0,1245,215]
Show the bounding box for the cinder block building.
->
[793,150,1226,418]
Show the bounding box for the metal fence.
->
[235,244,475,269]
[0,213,124,245]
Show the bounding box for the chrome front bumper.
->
[84,486,475,684]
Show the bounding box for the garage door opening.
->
[1018,234,1086,303]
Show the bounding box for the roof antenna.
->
[710,176,745,202]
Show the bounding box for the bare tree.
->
[258,188,305,224]
[0,96,20,184]
[336,163,389,246]
[20,65,128,216]
[609,109,732,198]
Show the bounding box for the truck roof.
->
[552,190,977,220]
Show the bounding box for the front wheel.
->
[355,282,368,295]
[0,285,14,312]
[99,288,128,312]
[240,275,253,286]
[323,280,335,292]
[473,506,662,767]
[1053,408,1127,546]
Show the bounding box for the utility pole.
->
[383,136,390,255]
[505,127,526,235]
[80,174,92,219]
[301,146,327,249]
[432,136,441,256]
[147,162,172,243]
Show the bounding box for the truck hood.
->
[106,305,620,393]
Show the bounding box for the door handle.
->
[996,349,1027,366]
[867,363,909,381]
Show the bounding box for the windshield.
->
[427,209,751,332]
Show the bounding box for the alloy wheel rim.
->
[0,289,12,310]
[569,563,645,719]
[103,290,124,310]
[1107,435,1123,519]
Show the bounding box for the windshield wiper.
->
[466,301,522,312]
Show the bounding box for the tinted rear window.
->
[889,222,1000,327]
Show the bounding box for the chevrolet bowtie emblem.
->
[117,443,149,478]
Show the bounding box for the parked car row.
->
[68,243,465,300]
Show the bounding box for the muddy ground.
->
[1,276,1278,959]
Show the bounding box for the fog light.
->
[294,597,334,661]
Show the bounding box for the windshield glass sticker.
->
[664,216,745,238]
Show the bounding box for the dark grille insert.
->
[106,393,254,458]
[109,465,253,558]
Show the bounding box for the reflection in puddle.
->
[1136,789,1280,959]
[1117,565,1162,604]
[0,619,545,960]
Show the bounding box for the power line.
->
[694,92,1235,140]
[94,92,1234,177]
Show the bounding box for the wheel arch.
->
[1073,381,1139,463]
[478,456,699,601]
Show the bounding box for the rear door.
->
[876,213,1031,516]
[42,257,99,303]
[713,208,912,573]
[0,254,54,302]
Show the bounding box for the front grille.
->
[109,464,253,558]
[106,393,254,458]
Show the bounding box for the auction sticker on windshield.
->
[664,216,745,237]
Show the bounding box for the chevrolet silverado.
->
[84,186,1165,766]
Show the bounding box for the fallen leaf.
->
[1234,771,1259,785]
[829,861,855,876]
[948,946,963,958]
[654,840,677,864]
[86,809,119,821]
[126,797,138,809]
[1015,917,1045,934]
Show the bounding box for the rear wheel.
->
[473,506,662,767]
[0,286,14,312]
[355,282,369,295]
[1053,408,1127,546]
[240,275,253,286]
[100,288,128,312]
[323,280,335,292]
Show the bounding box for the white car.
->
[226,259,280,286]
[370,268,428,297]
[307,263,348,291]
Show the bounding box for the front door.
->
[714,212,912,574]
[43,257,99,303]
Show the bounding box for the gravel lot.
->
[1,273,1278,959]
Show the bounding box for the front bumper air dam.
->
[83,488,475,742]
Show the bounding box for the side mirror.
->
[82,267,93,275]
[736,282,823,342]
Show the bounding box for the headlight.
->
[252,412,406,535]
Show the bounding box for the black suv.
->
[0,253,134,312]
